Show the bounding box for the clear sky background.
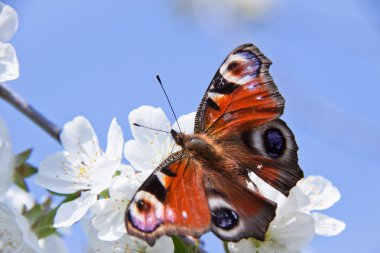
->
[1,0,379,252]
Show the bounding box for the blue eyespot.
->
[211,207,238,230]
[264,128,285,158]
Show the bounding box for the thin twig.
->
[0,82,61,142]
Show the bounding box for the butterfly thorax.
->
[170,129,221,162]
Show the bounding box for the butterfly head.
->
[171,129,219,161]
[170,129,186,147]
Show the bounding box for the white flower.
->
[229,174,345,253]
[298,176,346,236]
[0,118,13,197]
[124,105,195,173]
[0,2,19,82]
[229,172,315,253]
[2,184,34,212]
[36,116,124,227]
[91,165,148,241]
[0,203,41,253]
[83,219,174,253]
[38,235,68,253]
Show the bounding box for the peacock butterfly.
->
[125,43,303,246]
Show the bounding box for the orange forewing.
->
[205,76,283,136]
[161,157,211,232]
[195,44,284,137]
[125,155,211,246]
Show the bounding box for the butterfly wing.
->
[195,43,303,196]
[125,151,277,245]
[204,169,277,242]
[240,119,302,196]
[195,43,284,136]
[125,151,211,246]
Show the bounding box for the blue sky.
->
[1,0,379,252]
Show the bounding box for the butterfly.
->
[125,43,303,246]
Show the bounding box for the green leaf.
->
[12,149,37,191]
[23,197,52,224]
[16,162,37,178]
[13,172,29,191]
[14,149,32,167]
[60,191,81,203]
[173,236,198,253]
[32,208,57,239]
[99,188,110,199]
[24,193,82,239]
[13,163,38,191]
[24,204,43,225]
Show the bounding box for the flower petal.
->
[0,203,40,252]
[89,118,123,194]
[228,239,258,253]
[54,191,97,227]
[311,212,346,236]
[60,116,101,163]
[0,3,18,42]
[89,156,121,194]
[125,106,174,172]
[3,184,34,212]
[298,176,341,212]
[91,199,126,241]
[105,118,123,161]
[146,236,174,253]
[109,174,141,201]
[15,212,42,252]
[36,152,91,194]
[0,118,13,196]
[124,139,164,171]
[39,235,69,253]
[128,106,171,144]
[84,218,175,253]
[271,212,315,250]
[0,43,18,82]
[172,111,196,134]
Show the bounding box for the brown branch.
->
[0,82,61,142]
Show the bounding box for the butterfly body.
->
[125,44,303,246]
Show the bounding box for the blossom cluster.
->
[35,113,175,252]
[0,2,344,252]
[0,119,69,253]
[0,3,67,253]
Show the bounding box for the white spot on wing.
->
[132,191,164,218]
[156,172,166,187]
[220,52,259,85]
[247,84,255,90]
[208,92,224,101]
[166,208,175,222]
[223,113,232,122]
[182,211,188,219]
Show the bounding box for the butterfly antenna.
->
[132,123,170,134]
[156,74,182,133]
